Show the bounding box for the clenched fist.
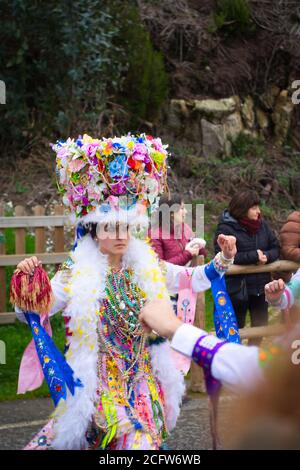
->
[265,279,285,304]
[16,256,42,275]
[217,234,237,259]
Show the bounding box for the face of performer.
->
[173,201,187,225]
[246,205,261,221]
[96,223,130,257]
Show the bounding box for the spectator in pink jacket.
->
[149,194,207,266]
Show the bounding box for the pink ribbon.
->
[171,269,198,375]
[17,313,52,394]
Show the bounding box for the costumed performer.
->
[12,133,237,450]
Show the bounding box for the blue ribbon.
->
[72,223,87,251]
[24,312,83,406]
[204,262,240,344]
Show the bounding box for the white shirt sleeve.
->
[164,262,211,294]
[14,269,69,323]
[171,324,265,392]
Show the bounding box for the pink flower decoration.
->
[88,189,102,201]
[132,143,148,161]
[153,138,164,153]
[81,142,99,158]
[68,159,86,172]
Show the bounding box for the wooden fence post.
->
[33,205,46,253]
[0,203,6,313]
[15,205,26,254]
[189,255,206,393]
[54,205,64,269]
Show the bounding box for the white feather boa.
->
[51,235,185,450]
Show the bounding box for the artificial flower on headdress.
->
[109,154,129,178]
[52,133,169,226]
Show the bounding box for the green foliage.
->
[215,0,255,35]
[259,201,274,219]
[230,132,265,159]
[0,0,169,158]
[1,0,125,145]
[116,6,169,128]
[15,181,29,194]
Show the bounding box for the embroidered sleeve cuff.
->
[213,251,234,275]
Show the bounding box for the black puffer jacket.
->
[214,210,280,296]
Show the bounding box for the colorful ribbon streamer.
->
[204,262,240,344]
[24,312,83,406]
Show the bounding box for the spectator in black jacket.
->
[214,190,280,345]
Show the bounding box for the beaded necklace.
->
[97,267,148,390]
[102,267,146,342]
[94,267,166,443]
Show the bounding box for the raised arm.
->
[163,234,236,294]
[14,256,70,322]
[265,270,300,310]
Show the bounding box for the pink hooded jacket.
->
[149,223,207,265]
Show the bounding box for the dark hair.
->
[157,193,184,229]
[228,190,260,220]
[84,223,98,239]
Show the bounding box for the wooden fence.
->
[1,204,300,393]
[0,204,69,324]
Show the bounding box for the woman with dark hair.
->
[149,194,207,266]
[214,190,280,345]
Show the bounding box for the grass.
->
[0,315,66,401]
[205,290,215,331]
[0,208,65,401]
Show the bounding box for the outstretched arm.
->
[163,234,236,294]
[139,299,264,392]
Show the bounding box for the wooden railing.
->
[0,204,69,324]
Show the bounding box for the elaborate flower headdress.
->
[52,133,169,227]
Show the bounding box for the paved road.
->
[0,395,230,450]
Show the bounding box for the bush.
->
[215,0,255,35]
[0,0,128,151]
[0,0,170,160]
[230,132,265,159]
[116,5,169,129]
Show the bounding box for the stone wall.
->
[165,85,295,158]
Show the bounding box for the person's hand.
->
[185,238,206,257]
[265,279,285,304]
[185,245,200,257]
[257,249,268,265]
[16,256,42,275]
[139,299,183,339]
[217,234,237,259]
